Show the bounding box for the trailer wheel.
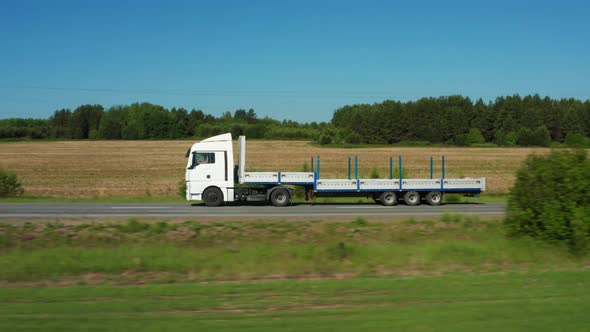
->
[403,191,421,206]
[379,192,397,206]
[425,191,443,206]
[203,187,224,207]
[270,188,290,207]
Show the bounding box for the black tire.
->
[203,187,224,207]
[379,192,397,206]
[425,191,443,206]
[403,191,421,206]
[270,188,291,207]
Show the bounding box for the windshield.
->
[190,152,216,168]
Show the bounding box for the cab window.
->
[190,152,215,168]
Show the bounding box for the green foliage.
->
[331,95,590,146]
[97,106,125,139]
[494,129,520,146]
[326,241,354,260]
[244,123,267,138]
[440,213,463,223]
[464,128,485,146]
[392,166,409,179]
[116,218,151,233]
[0,168,24,197]
[440,213,480,223]
[369,167,380,179]
[147,221,174,235]
[565,133,590,148]
[300,161,310,172]
[505,150,590,251]
[351,216,368,226]
[178,180,187,198]
[2,95,590,146]
[505,133,519,146]
[517,125,552,146]
[343,130,361,144]
[318,133,333,145]
[0,118,52,139]
[444,194,461,203]
[70,104,104,139]
[88,129,99,140]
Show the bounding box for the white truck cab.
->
[185,133,235,204]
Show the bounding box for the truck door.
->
[187,151,226,186]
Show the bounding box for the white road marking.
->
[334,206,389,209]
[110,207,172,209]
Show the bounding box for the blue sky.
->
[1,0,589,122]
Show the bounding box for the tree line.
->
[328,95,590,147]
[1,95,589,147]
[0,103,325,141]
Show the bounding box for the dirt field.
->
[0,140,551,197]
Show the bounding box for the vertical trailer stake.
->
[354,156,359,179]
[348,157,351,180]
[317,156,321,178]
[389,156,393,179]
[398,155,403,181]
[442,155,446,179]
[311,157,314,173]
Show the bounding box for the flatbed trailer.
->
[185,133,485,207]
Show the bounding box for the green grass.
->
[0,218,584,282]
[444,193,508,203]
[0,270,589,331]
[1,217,589,330]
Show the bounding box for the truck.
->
[184,133,485,207]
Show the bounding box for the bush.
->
[344,131,361,144]
[0,168,24,197]
[504,132,519,146]
[565,133,590,148]
[494,130,518,146]
[88,129,99,140]
[178,180,187,198]
[464,128,485,146]
[244,123,267,139]
[505,150,590,251]
[517,126,551,146]
[318,133,333,145]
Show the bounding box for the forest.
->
[1,95,589,147]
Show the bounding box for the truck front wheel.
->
[203,187,224,207]
[270,188,291,207]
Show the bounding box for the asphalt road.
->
[0,203,506,218]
